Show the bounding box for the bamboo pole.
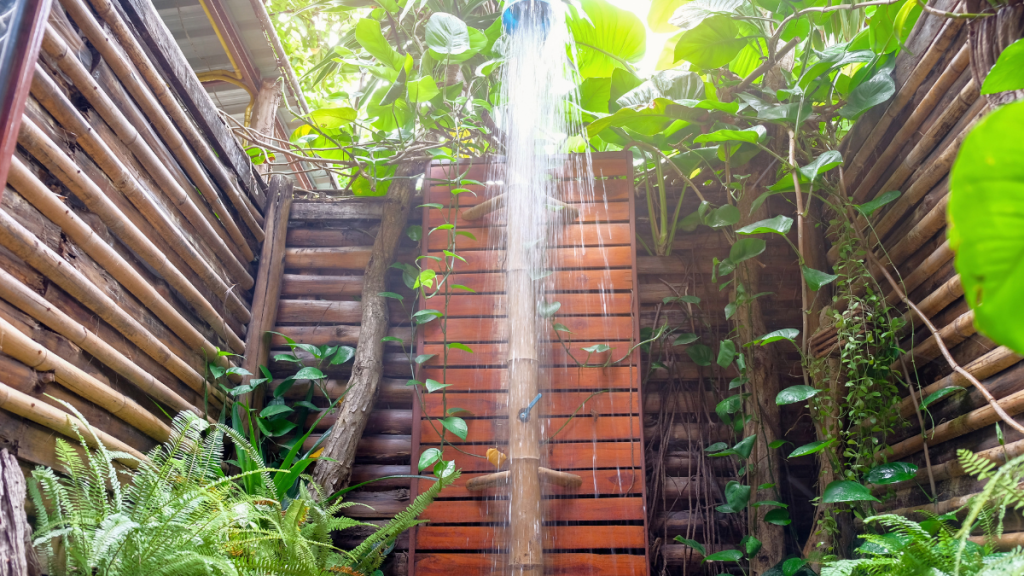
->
[16,117,250,336]
[884,241,954,306]
[0,315,171,441]
[845,18,965,189]
[40,26,256,264]
[27,69,255,320]
[897,273,963,336]
[873,434,1024,495]
[64,0,265,233]
[894,309,976,369]
[849,45,974,203]
[30,64,254,290]
[0,380,147,465]
[240,176,293,423]
[0,263,202,417]
[6,157,240,373]
[0,208,220,404]
[896,345,1022,420]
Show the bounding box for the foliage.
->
[949,100,1024,356]
[27,404,456,576]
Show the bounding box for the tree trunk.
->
[0,449,39,576]
[737,165,784,574]
[312,162,421,495]
[249,80,282,180]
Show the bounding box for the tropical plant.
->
[27,403,457,576]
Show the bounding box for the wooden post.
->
[249,80,282,180]
[0,448,40,576]
[312,161,421,495]
[241,175,294,424]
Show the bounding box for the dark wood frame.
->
[0,0,54,194]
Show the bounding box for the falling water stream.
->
[488,1,601,573]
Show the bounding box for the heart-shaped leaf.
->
[538,300,562,318]
[294,367,326,381]
[418,448,442,471]
[673,536,706,555]
[789,438,836,458]
[440,416,468,440]
[866,462,918,485]
[776,385,819,405]
[729,238,767,264]
[736,215,793,236]
[673,333,699,345]
[754,328,800,346]
[822,480,880,503]
[717,340,737,367]
[687,343,713,366]
[802,266,839,291]
[425,379,451,392]
[856,189,901,217]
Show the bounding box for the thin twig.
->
[790,131,811,390]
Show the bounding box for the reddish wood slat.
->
[415,553,646,576]
[419,366,638,391]
[428,442,642,472]
[435,468,644,498]
[427,179,631,205]
[436,270,633,293]
[415,525,645,550]
[426,202,629,227]
[421,316,634,344]
[418,342,637,367]
[419,415,641,444]
[426,154,629,184]
[423,247,633,273]
[423,392,639,418]
[426,223,632,251]
[439,293,633,318]
[421,497,646,524]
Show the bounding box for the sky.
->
[603,0,675,76]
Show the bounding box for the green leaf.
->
[440,416,468,440]
[229,379,265,396]
[538,300,562,318]
[705,441,728,453]
[866,462,918,485]
[840,58,896,119]
[672,332,699,345]
[379,291,404,301]
[331,346,355,365]
[776,385,819,405]
[782,557,806,575]
[412,309,443,325]
[415,354,436,365]
[754,328,800,345]
[740,535,762,558]
[694,125,766,144]
[717,340,736,368]
[553,323,572,334]
[582,344,612,354]
[406,225,422,242]
[856,190,901,217]
[729,376,748,390]
[716,480,751,513]
[732,434,756,459]
[355,18,404,70]
[769,439,787,449]
[617,69,704,108]
[949,100,1024,355]
[687,343,713,366]
[715,394,744,421]
[736,215,793,236]
[764,508,792,526]
[789,438,836,458]
[729,238,766,264]
[704,549,743,563]
[425,379,451,392]
[258,417,297,437]
[798,150,843,182]
[260,404,294,418]
[648,0,688,32]
[673,536,706,555]
[567,0,647,79]
[307,107,358,129]
[425,13,471,57]
[706,204,740,228]
[981,38,1024,94]
[418,447,442,471]
[822,480,880,503]
[920,386,965,409]
[669,0,744,32]
[447,342,474,353]
[294,367,326,381]
[273,378,297,398]
[673,16,746,70]
[407,76,440,102]
[802,266,839,291]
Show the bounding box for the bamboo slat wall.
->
[0,0,263,475]
[834,0,1024,525]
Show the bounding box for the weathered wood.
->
[250,80,282,181]
[439,468,644,498]
[415,525,645,550]
[0,447,38,576]
[421,497,646,524]
[241,176,293,421]
[312,162,422,494]
[414,553,647,576]
[289,200,387,221]
[99,0,263,204]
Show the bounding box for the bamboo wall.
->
[0,0,264,476]
[835,0,1024,529]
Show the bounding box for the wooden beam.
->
[250,80,282,180]
[241,176,294,420]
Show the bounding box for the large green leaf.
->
[355,18,404,70]
[426,13,471,56]
[822,480,880,503]
[407,76,440,102]
[981,39,1024,94]
[865,462,918,485]
[568,0,646,79]
[840,58,895,119]
[648,0,688,33]
[616,69,704,108]
[949,101,1024,355]
[776,385,819,405]
[674,16,747,70]
[669,0,745,32]
[307,107,358,129]
[729,238,766,264]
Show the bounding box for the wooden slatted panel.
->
[410,153,647,575]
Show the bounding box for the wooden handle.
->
[466,471,510,491]
[538,467,583,489]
